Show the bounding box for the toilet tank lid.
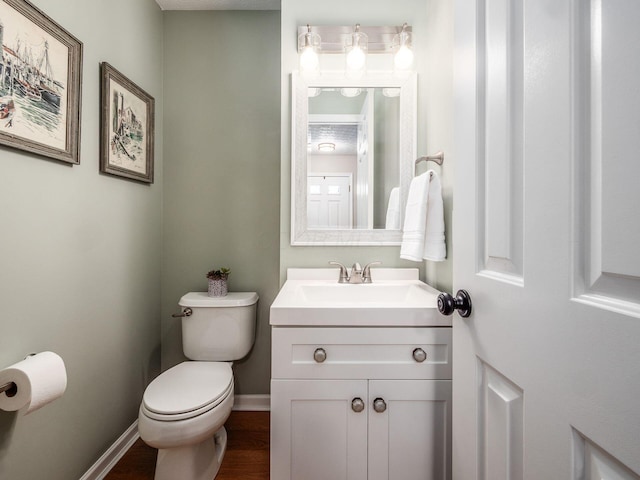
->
[179,292,259,308]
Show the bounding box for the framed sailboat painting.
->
[0,0,82,164]
[99,62,155,184]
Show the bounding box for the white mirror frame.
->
[291,71,417,246]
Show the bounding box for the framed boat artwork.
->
[99,62,154,184]
[0,0,82,164]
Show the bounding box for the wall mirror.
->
[291,72,417,245]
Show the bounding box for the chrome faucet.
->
[349,263,363,284]
[329,261,381,283]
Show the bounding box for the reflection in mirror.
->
[307,87,400,230]
[291,72,416,246]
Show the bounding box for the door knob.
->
[437,290,472,318]
[373,397,387,413]
[351,397,365,413]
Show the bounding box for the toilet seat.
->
[142,362,233,421]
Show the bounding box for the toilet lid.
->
[143,362,233,417]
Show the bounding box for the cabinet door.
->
[368,380,452,480]
[271,379,368,480]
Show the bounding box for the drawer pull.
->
[313,348,327,363]
[373,397,387,413]
[351,397,365,413]
[413,347,427,363]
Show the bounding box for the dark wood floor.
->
[105,411,270,480]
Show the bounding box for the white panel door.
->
[307,174,352,229]
[453,0,640,479]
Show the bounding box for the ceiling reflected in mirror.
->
[308,124,357,155]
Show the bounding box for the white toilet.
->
[138,291,258,480]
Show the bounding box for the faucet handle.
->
[329,261,349,283]
[362,261,382,283]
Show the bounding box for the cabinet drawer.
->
[272,327,451,380]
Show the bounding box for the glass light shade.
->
[345,28,368,79]
[298,29,321,76]
[393,29,414,73]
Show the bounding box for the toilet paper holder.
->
[0,381,17,397]
[1,352,34,397]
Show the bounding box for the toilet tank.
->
[178,292,258,361]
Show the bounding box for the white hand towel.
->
[423,171,446,261]
[400,171,446,262]
[385,187,401,230]
[400,172,431,261]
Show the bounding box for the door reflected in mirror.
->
[307,87,400,230]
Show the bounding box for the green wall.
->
[0,0,163,478]
[161,11,281,394]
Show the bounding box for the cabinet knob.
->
[351,397,365,413]
[373,397,387,413]
[413,348,427,363]
[313,347,327,363]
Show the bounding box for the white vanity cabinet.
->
[270,327,452,480]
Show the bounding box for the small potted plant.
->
[206,267,230,297]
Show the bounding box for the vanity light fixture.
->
[296,25,414,76]
[345,24,368,78]
[392,23,414,74]
[298,25,321,77]
[318,142,336,152]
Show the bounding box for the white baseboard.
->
[79,420,140,480]
[233,394,270,411]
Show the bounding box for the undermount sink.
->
[270,268,450,326]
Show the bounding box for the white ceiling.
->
[155,0,280,10]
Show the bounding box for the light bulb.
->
[345,26,367,78]
[298,26,321,76]
[393,24,414,75]
[299,45,319,72]
[346,46,366,71]
[394,44,414,70]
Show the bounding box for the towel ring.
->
[415,151,444,175]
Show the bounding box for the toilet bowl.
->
[138,292,258,480]
[138,362,234,480]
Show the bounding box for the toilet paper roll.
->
[0,351,67,415]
